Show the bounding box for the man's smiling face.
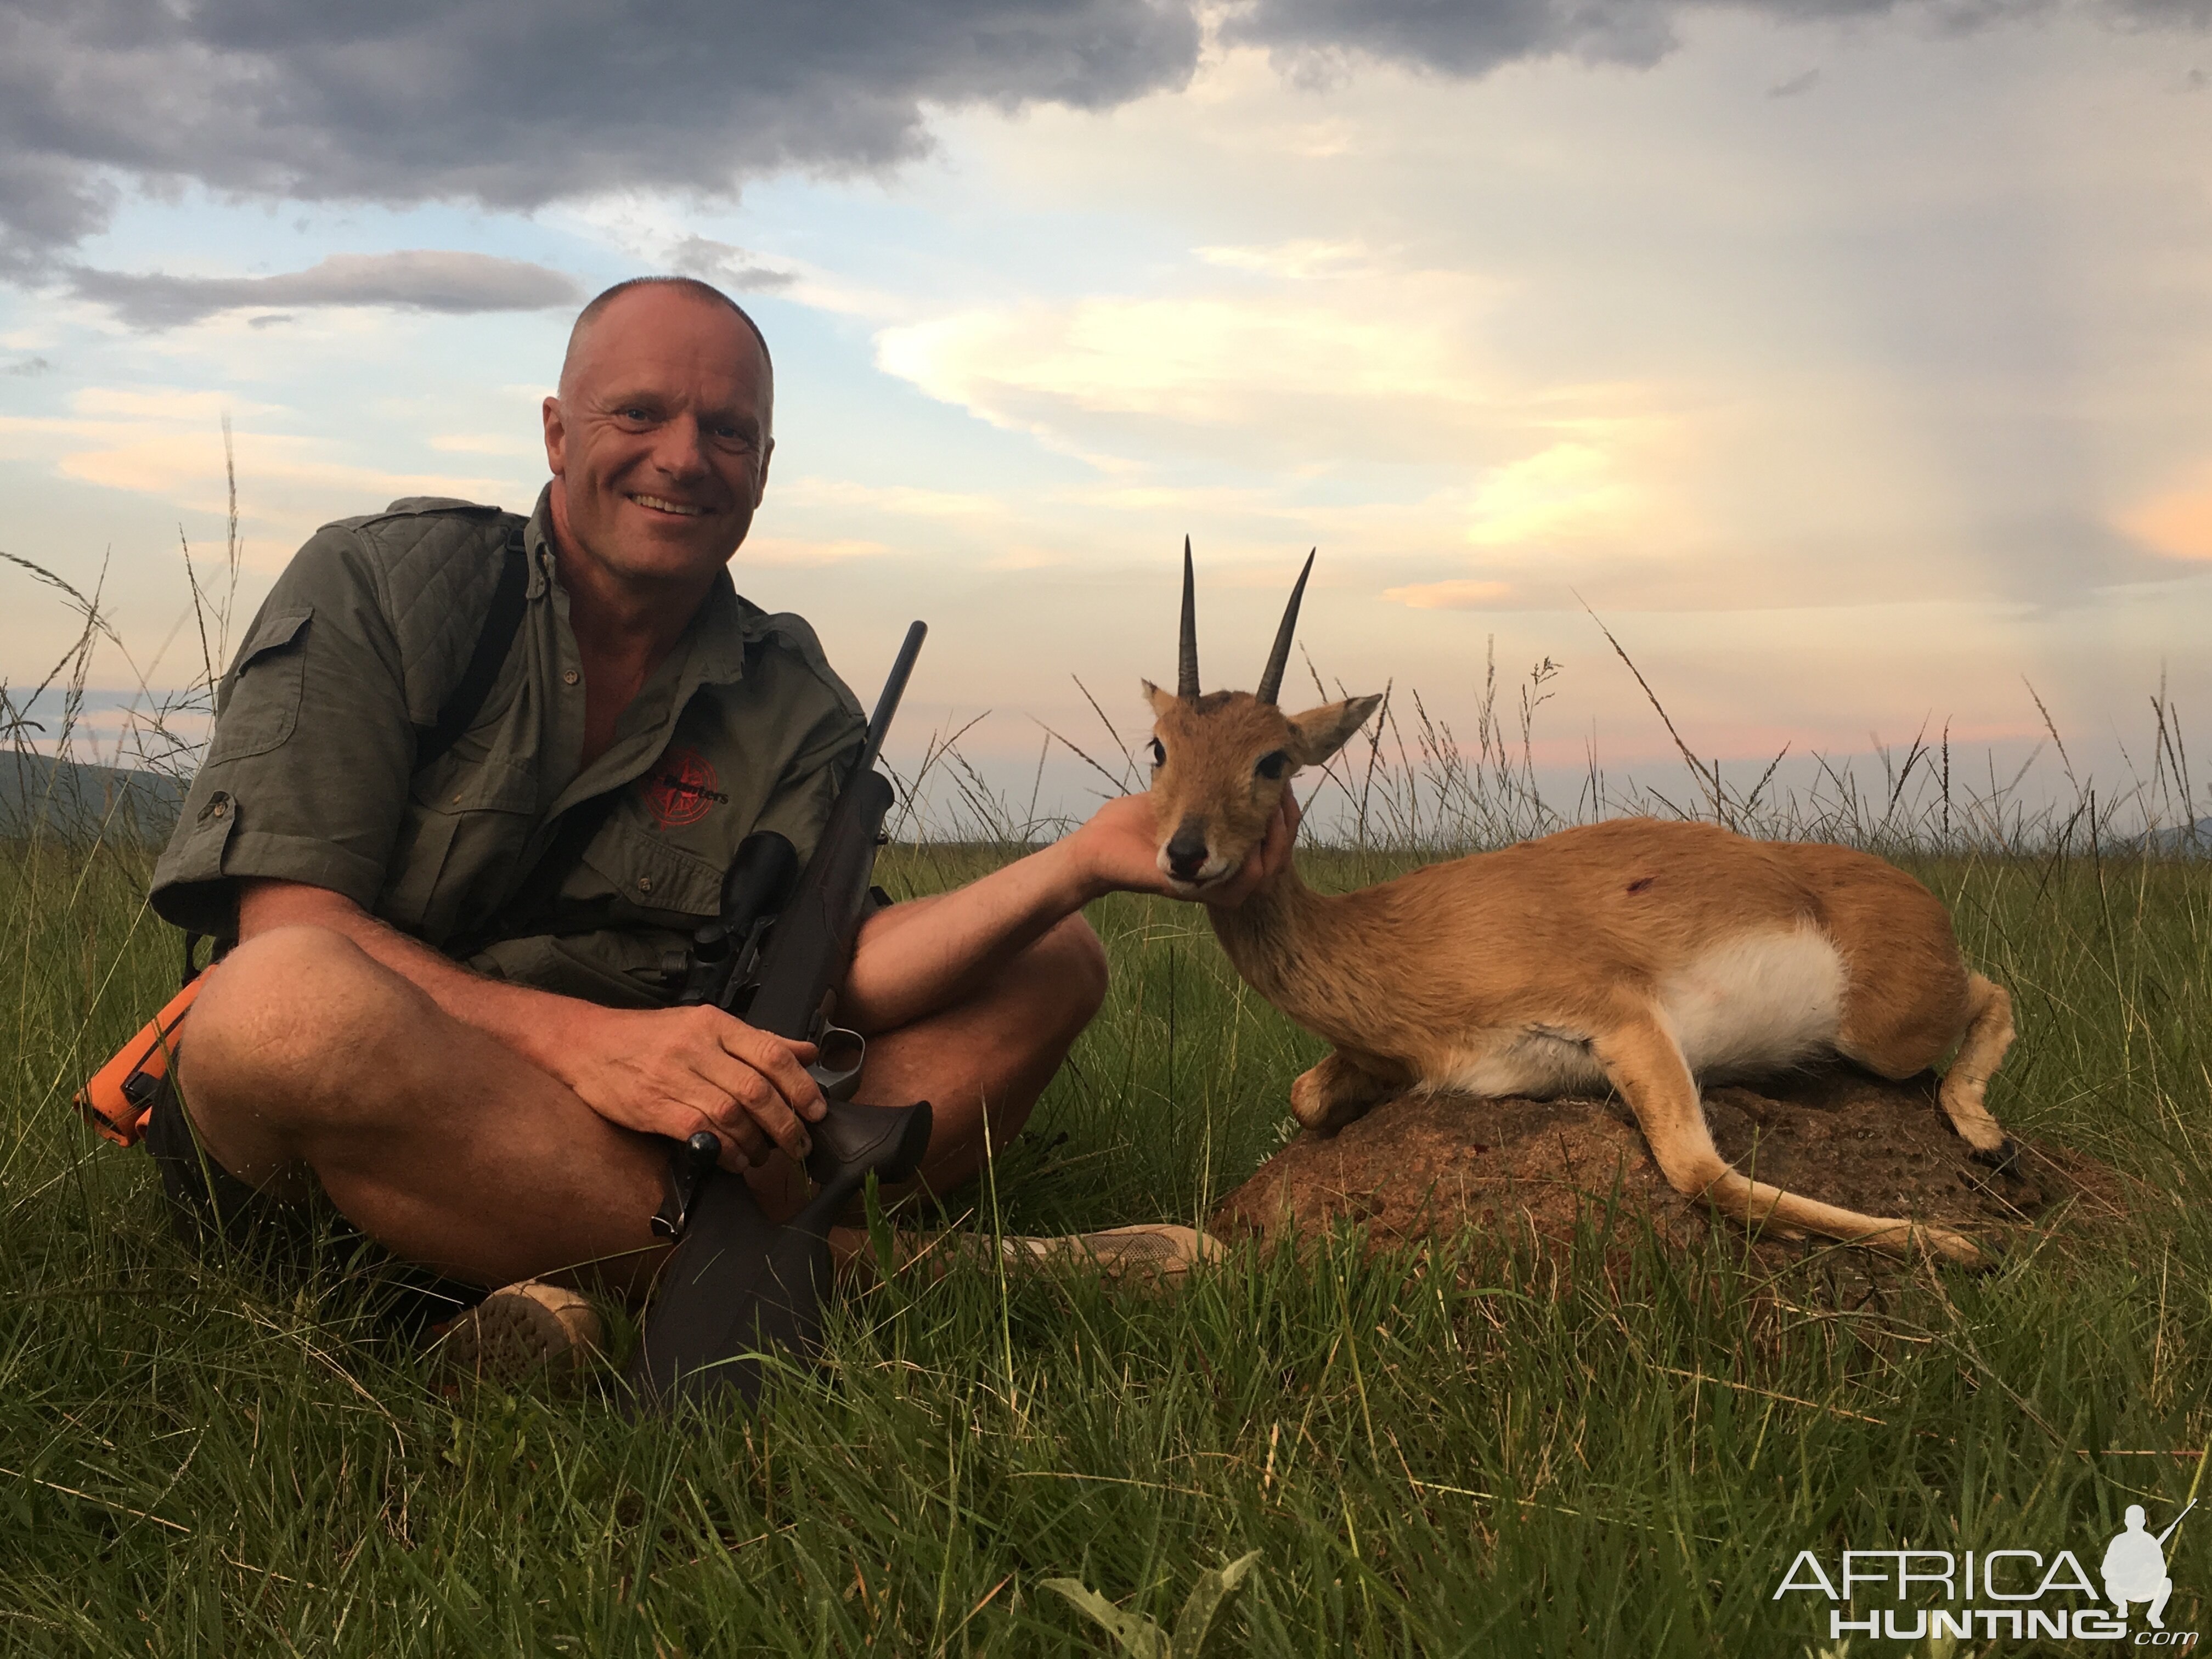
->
[543,284,775,597]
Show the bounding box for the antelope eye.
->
[1255,751,1287,781]
[1148,738,1167,768]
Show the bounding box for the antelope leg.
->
[1593,1017,1984,1266]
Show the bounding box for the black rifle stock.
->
[628,621,931,1412]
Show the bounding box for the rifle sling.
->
[413,522,530,771]
[444,787,628,961]
[404,517,622,961]
[408,520,640,956]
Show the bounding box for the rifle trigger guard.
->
[806,1026,867,1103]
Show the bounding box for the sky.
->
[1,0,2209,828]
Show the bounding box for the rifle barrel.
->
[855,621,927,780]
[2157,1499,2196,1545]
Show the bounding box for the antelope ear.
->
[1141,679,1180,718]
[1287,694,1383,766]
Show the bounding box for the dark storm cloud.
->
[1223,0,2202,81]
[2119,0,2212,20]
[0,0,1205,269]
[1224,0,1696,76]
[1,0,2202,279]
[67,250,583,329]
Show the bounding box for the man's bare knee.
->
[182,924,427,1135]
[1028,912,1108,1026]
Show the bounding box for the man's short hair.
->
[562,275,775,430]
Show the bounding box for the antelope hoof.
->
[1968,1137,2021,1177]
[1920,1225,1993,1270]
[1289,1070,1371,1136]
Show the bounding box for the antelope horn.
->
[1177,535,1200,700]
[1254,549,1314,707]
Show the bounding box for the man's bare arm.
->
[236,879,825,1167]
[232,787,1291,1154]
[839,791,1298,1034]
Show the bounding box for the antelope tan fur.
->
[1143,544,2018,1265]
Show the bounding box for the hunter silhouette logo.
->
[642,747,729,829]
[2106,1503,2194,1630]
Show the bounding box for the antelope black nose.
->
[1165,828,1210,882]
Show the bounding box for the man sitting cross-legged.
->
[145,275,1291,1368]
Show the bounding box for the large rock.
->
[1211,1065,2118,1265]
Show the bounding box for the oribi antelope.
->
[1143,545,2018,1265]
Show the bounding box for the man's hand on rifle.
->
[552,1005,827,1171]
[235,880,829,1176]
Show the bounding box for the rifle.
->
[2157,1500,2197,1548]
[627,620,933,1411]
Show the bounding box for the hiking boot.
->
[438,1280,603,1384]
[910,1223,1224,1288]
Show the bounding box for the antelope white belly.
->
[1423,926,1846,1101]
[1440,1029,1610,1099]
[1658,926,1845,1077]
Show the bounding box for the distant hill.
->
[2139,819,2212,857]
[0,752,186,841]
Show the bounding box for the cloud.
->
[738,535,895,568]
[2121,471,2212,560]
[1223,0,2204,87]
[874,278,1513,465]
[1195,239,1380,279]
[1381,578,1514,608]
[73,387,284,420]
[872,267,1702,520]
[5,354,50,376]
[0,1,1204,269]
[0,386,533,568]
[775,476,1009,521]
[668,238,798,295]
[67,251,582,330]
[1223,0,1691,78]
[0,409,524,569]
[3,0,2202,278]
[1767,67,1822,97]
[1464,442,1640,547]
[428,431,538,457]
[0,153,116,269]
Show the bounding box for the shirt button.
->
[563,669,580,686]
[636,876,653,894]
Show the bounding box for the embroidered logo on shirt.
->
[642,746,730,829]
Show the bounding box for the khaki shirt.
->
[151,487,865,1008]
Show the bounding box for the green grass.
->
[6,833,2212,1655]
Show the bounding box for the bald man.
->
[144,277,1290,1357]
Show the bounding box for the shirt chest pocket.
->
[208,608,312,764]
[384,761,539,944]
[580,819,724,922]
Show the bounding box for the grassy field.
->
[5,829,2212,1656]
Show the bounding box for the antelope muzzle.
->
[1161,816,1217,885]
